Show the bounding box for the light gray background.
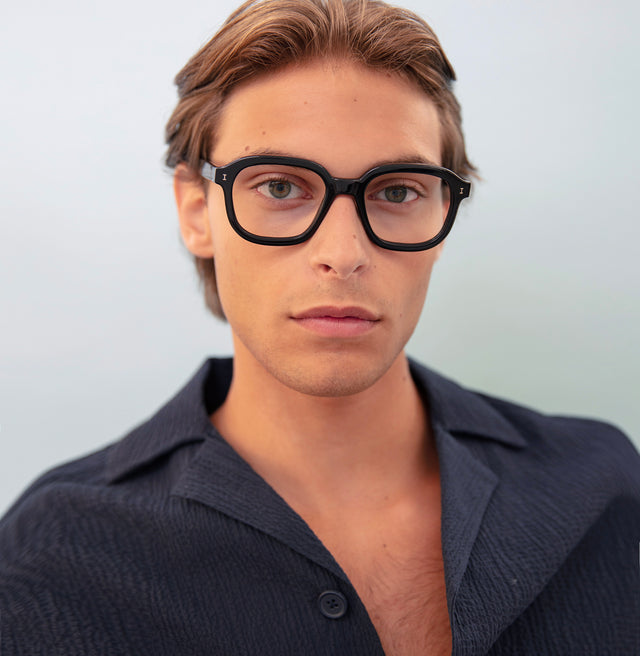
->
[1,0,638,516]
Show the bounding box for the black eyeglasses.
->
[200,155,471,252]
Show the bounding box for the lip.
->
[292,306,380,337]
[294,306,379,321]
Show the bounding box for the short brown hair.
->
[165,0,476,319]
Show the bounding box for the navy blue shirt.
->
[1,358,639,655]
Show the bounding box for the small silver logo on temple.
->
[459,187,464,195]
[222,174,227,181]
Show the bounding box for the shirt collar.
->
[105,357,524,485]
[410,360,526,448]
[105,359,231,484]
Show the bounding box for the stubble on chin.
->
[259,347,404,399]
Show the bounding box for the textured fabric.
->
[1,358,639,655]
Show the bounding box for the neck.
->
[212,343,436,517]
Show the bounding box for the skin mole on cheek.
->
[244,145,250,151]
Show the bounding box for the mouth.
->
[291,306,380,337]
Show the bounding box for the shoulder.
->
[0,439,213,654]
[0,446,115,558]
[0,361,225,651]
[0,446,114,649]
[413,358,640,548]
[411,361,640,651]
[411,358,640,488]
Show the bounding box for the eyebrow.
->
[229,148,441,170]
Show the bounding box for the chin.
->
[272,355,396,399]
[286,377,375,398]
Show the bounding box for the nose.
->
[307,195,371,279]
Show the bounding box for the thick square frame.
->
[200,155,471,252]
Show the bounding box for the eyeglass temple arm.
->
[200,161,216,182]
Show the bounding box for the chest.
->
[311,494,451,656]
[338,533,451,656]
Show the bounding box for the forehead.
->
[212,60,442,176]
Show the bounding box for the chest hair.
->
[341,539,451,656]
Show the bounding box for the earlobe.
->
[174,164,215,257]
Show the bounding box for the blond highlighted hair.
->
[165,0,475,319]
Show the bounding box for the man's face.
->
[194,60,444,397]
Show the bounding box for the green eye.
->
[268,181,292,199]
[384,186,408,203]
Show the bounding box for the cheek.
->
[213,241,251,320]
[398,256,437,322]
[208,221,245,319]
[207,194,242,311]
[212,233,286,329]
[207,191,228,256]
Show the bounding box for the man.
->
[1,0,639,654]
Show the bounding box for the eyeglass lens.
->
[231,164,451,244]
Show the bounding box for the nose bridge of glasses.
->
[321,177,365,229]
[330,177,360,197]
[323,178,362,222]
[313,175,374,253]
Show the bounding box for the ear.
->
[174,164,215,257]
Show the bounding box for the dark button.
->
[318,590,348,619]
